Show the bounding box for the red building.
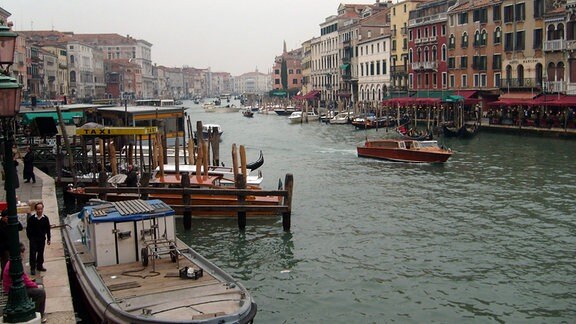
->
[272,41,303,95]
[408,0,456,94]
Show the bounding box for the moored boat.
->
[443,123,479,138]
[357,139,453,163]
[62,199,257,323]
[287,111,319,124]
[242,108,254,118]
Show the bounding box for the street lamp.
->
[0,24,36,323]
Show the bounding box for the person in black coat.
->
[26,202,51,275]
[23,146,35,183]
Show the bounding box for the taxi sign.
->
[76,126,159,136]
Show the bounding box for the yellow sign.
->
[76,127,159,136]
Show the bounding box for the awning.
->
[548,95,576,107]
[499,92,538,100]
[340,64,350,70]
[21,111,83,125]
[294,90,320,100]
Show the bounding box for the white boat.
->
[199,123,223,138]
[202,102,216,112]
[288,111,319,124]
[153,163,263,186]
[329,111,355,124]
[62,199,257,323]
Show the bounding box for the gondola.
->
[443,123,478,139]
[246,150,264,171]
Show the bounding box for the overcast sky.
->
[8,0,375,76]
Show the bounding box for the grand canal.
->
[167,101,576,323]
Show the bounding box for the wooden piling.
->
[181,172,192,230]
[98,168,108,200]
[236,173,247,230]
[282,173,294,231]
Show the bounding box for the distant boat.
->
[443,123,479,138]
[62,199,258,323]
[274,106,298,116]
[242,108,254,118]
[357,139,453,163]
[288,111,319,124]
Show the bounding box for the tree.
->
[281,58,288,91]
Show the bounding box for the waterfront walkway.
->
[0,164,75,323]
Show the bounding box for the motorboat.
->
[329,111,354,124]
[287,111,319,124]
[357,139,453,163]
[273,106,298,116]
[62,199,257,323]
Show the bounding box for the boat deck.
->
[95,252,246,321]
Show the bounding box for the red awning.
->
[294,90,320,100]
[499,92,538,100]
[548,95,576,107]
[383,97,440,106]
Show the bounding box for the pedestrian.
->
[23,146,35,183]
[3,243,47,323]
[0,209,23,276]
[26,202,51,275]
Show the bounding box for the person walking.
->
[3,243,47,323]
[23,146,35,183]
[26,202,51,275]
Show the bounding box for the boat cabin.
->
[97,106,185,139]
[77,199,175,267]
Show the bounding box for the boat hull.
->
[357,140,452,163]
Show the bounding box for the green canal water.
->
[62,100,576,323]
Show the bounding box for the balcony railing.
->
[391,66,408,74]
[499,78,540,89]
[544,39,565,51]
[409,13,447,28]
[411,61,437,71]
[544,81,565,92]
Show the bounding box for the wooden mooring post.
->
[236,173,247,230]
[181,173,192,230]
[282,173,293,231]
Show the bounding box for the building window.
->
[442,72,447,88]
[292,78,298,85]
[448,57,456,69]
[392,40,397,50]
[462,74,468,87]
[494,72,501,87]
[383,60,387,74]
[494,27,502,44]
[534,29,543,49]
[515,3,525,21]
[493,5,501,21]
[473,74,479,87]
[461,56,468,68]
[504,5,513,23]
[493,54,502,70]
[449,34,456,49]
[462,32,469,48]
[449,74,455,88]
[480,73,487,87]
[433,73,437,87]
[442,45,447,61]
[515,31,525,50]
[505,32,514,51]
[275,79,280,84]
[275,69,280,74]
[534,0,544,18]
[459,12,468,25]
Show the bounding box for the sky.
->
[7,0,376,76]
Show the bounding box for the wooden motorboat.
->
[357,139,453,163]
[62,199,257,323]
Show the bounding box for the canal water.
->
[60,100,576,323]
[175,100,575,323]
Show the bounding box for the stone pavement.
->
[0,162,76,323]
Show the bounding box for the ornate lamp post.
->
[0,24,36,323]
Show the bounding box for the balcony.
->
[391,29,397,38]
[391,66,408,75]
[499,78,540,89]
[544,81,565,93]
[544,39,565,51]
[409,13,447,28]
[415,38,422,44]
[411,61,437,71]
